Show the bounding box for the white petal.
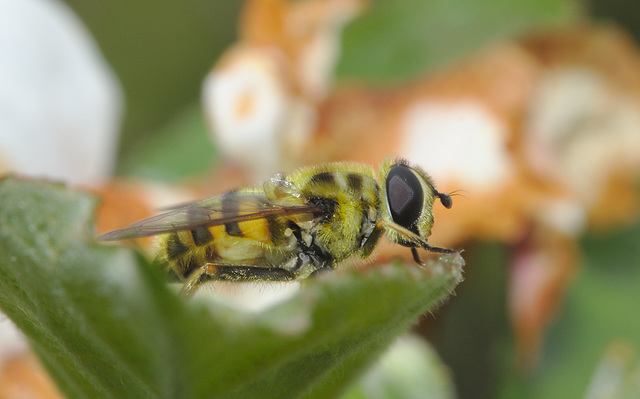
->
[0,0,123,186]
[525,67,640,204]
[203,48,291,178]
[400,100,514,188]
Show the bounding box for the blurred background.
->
[1,0,640,398]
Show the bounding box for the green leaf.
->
[336,0,580,83]
[116,102,218,182]
[63,0,242,173]
[0,177,464,399]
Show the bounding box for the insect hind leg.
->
[182,263,296,295]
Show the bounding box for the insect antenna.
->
[434,189,468,209]
[448,189,469,200]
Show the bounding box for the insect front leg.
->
[182,263,296,295]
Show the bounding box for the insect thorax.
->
[293,166,382,264]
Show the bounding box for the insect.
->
[99,158,457,294]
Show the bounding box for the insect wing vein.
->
[98,194,321,241]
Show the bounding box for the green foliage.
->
[0,177,464,399]
[62,1,242,171]
[116,103,218,182]
[337,0,580,83]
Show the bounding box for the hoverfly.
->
[100,158,457,294]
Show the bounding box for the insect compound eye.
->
[438,192,452,209]
[386,164,424,229]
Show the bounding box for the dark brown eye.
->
[386,165,423,230]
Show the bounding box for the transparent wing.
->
[98,191,321,241]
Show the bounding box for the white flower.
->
[525,67,640,207]
[400,100,514,188]
[202,46,296,179]
[0,0,123,186]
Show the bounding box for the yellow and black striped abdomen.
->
[161,216,291,279]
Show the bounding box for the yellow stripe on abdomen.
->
[237,218,272,244]
[209,223,270,262]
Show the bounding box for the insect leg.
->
[182,263,296,295]
[411,245,457,269]
[411,247,426,266]
[361,225,383,258]
[421,243,457,255]
[285,221,334,276]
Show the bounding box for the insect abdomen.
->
[160,216,291,279]
[161,231,210,278]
